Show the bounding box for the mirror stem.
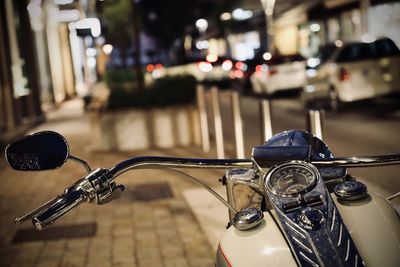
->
[68,155,92,173]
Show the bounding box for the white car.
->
[303,38,400,110]
[250,54,306,96]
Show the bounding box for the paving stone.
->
[35,259,60,267]
[164,257,190,267]
[161,244,185,258]
[137,258,163,267]
[0,99,218,267]
[39,248,64,261]
[112,261,136,267]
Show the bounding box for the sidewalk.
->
[0,99,229,267]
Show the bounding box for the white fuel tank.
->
[217,184,400,267]
[216,211,297,267]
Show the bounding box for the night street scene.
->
[0,0,400,267]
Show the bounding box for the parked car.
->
[302,38,400,110]
[250,54,306,96]
[152,55,255,92]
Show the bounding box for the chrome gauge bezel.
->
[264,161,319,198]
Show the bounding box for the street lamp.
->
[195,18,208,33]
[220,12,231,21]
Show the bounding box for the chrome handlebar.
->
[32,189,87,230]
[15,153,400,230]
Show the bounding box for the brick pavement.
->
[0,99,228,267]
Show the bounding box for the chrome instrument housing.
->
[265,161,318,198]
[263,161,364,267]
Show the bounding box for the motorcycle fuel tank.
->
[216,186,400,267]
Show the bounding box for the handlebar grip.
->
[32,189,87,230]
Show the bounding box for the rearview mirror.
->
[5,131,69,171]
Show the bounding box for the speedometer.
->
[266,162,318,197]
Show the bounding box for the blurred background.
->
[0,1,399,267]
[0,0,399,134]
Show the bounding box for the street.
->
[208,91,400,195]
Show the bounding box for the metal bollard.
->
[307,109,325,140]
[259,98,273,143]
[211,87,225,159]
[196,85,210,152]
[230,91,245,158]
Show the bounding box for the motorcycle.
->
[5,130,400,267]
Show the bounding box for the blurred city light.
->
[195,40,209,50]
[54,0,74,5]
[206,54,218,63]
[102,44,113,54]
[256,64,269,73]
[222,60,233,71]
[310,23,321,32]
[235,61,247,71]
[152,69,162,79]
[232,8,253,21]
[195,19,208,32]
[263,52,272,60]
[86,48,97,57]
[305,85,315,93]
[198,61,213,72]
[335,40,343,47]
[306,69,317,78]
[75,18,101,37]
[234,70,244,78]
[307,58,320,68]
[146,64,155,72]
[220,12,232,21]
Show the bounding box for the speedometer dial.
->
[266,162,318,197]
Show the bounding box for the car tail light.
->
[339,68,351,81]
[146,64,155,72]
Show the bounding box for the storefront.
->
[0,0,43,143]
[296,0,399,57]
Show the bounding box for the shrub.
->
[107,75,196,109]
[105,69,137,86]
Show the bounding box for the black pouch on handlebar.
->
[252,145,311,168]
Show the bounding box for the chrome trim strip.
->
[284,221,306,239]
[330,208,336,232]
[338,224,343,246]
[299,251,319,267]
[345,238,350,262]
[293,236,313,254]
[355,254,358,267]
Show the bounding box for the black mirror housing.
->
[5,131,69,171]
